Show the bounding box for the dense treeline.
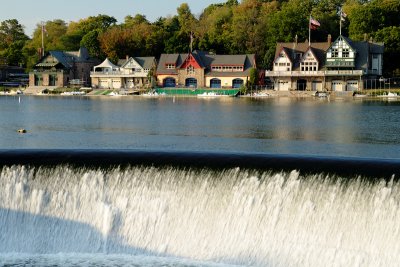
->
[0,0,399,76]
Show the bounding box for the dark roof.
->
[35,47,98,69]
[369,42,385,54]
[118,57,155,69]
[157,51,255,75]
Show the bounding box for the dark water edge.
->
[0,149,399,179]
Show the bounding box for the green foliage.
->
[249,68,258,87]
[80,30,101,58]
[0,19,29,66]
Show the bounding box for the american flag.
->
[339,9,347,21]
[309,17,320,30]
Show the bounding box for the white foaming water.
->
[0,165,400,266]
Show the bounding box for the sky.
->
[0,0,226,37]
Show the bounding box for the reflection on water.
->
[1,95,400,158]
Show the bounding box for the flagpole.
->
[309,15,311,47]
[339,8,342,36]
[41,21,44,57]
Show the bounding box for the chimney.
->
[126,55,129,60]
[364,33,368,42]
[327,34,332,45]
[295,34,298,45]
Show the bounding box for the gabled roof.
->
[302,47,320,64]
[327,35,356,52]
[273,47,293,64]
[180,53,203,69]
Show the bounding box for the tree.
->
[0,19,28,49]
[124,14,149,27]
[81,30,103,58]
[249,67,258,87]
[0,19,29,66]
[375,26,400,76]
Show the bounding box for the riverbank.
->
[9,86,400,101]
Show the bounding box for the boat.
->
[251,92,271,97]
[61,91,85,96]
[314,91,329,98]
[142,91,166,97]
[353,91,367,98]
[378,92,399,98]
[108,91,123,96]
[197,92,229,97]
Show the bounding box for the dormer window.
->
[166,64,175,69]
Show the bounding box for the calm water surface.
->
[1,95,400,159]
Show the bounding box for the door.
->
[126,79,134,88]
[232,78,244,88]
[112,79,121,89]
[346,80,359,91]
[277,80,289,91]
[99,79,109,88]
[185,78,197,88]
[163,77,176,87]
[332,80,343,91]
[210,78,221,88]
[312,81,322,91]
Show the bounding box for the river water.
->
[1,95,400,158]
[1,95,400,266]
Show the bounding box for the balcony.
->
[265,71,325,77]
[324,70,363,76]
[90,70,148,78]
[265,70,364,77]
[364,69,382,76]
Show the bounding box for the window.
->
[342,48,349,58]
[331,49,338,58]
[166,64,175,69]
[187,65,195,74]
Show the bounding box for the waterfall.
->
[0,164,399,266]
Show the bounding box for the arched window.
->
[210,78,221,88]
[163,77,176,87]
[185,78,197,88]
[232,78,244,88]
